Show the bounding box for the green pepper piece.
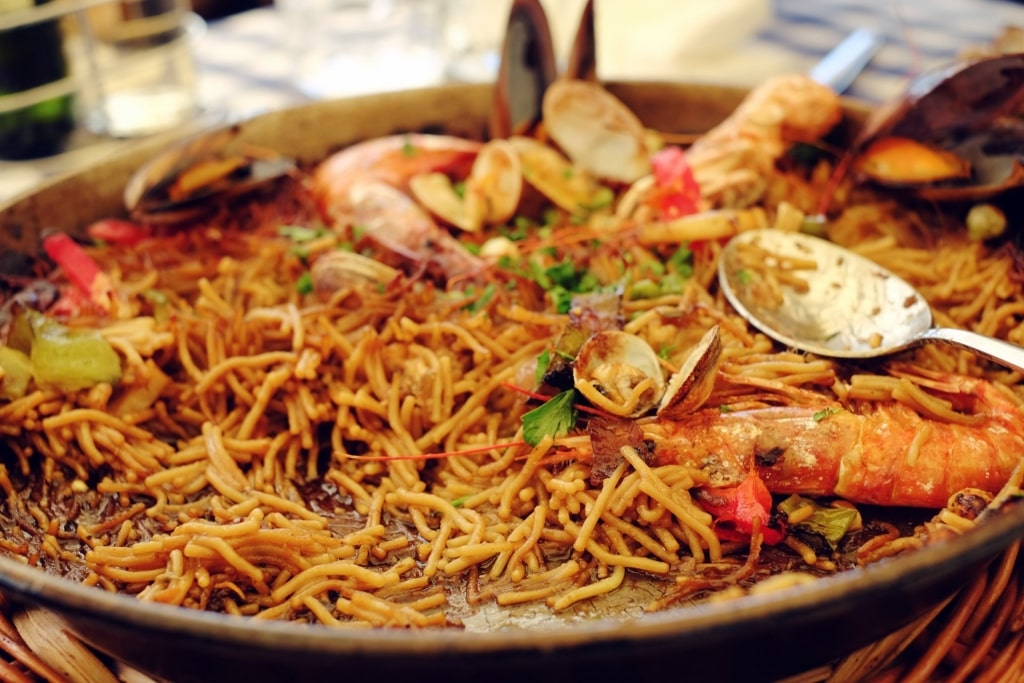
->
[0,346,33,400]
[28,314,122,391]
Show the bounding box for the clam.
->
[656,325,722,419]
[509,135,605,213]
[573,330,666,418]
[309,250,400,298]
[409,139,523,233]
[541,79,651,184]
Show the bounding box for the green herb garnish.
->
[668,244,694,278]
[278,225,326,242]
[522,389,578,446]
[535,348,551,385]
[581,186,614,211]
[296,272,314,295]
[778,494,859,551]
[813,406,840,422]
[464,282,496,312]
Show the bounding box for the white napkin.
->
[592,0,799,85]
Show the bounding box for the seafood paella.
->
[1,63,1024,630]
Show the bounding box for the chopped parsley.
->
[580,186,614,212]
[500,217,533,242]
[813,406,840,422]
[533,259,602,313]
[668,244,694,277]
[296,271,314,295]
[278,225,327,243]
[462,282,497,312]
[535,348,551,385]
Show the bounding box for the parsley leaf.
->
[813,406,840,422]
[463,282,496,312]
[535,348,551,385]
[278,225,327,243]
[296,272,314,295]
[522,389,578,446]
[668,244,694,277]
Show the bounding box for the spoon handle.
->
[922,327,1024,373]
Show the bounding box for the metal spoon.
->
[718,229,1024,372]
[809,27,884,93]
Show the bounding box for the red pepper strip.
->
[42,233,113,312]
[648,145,702,220]
[696,470,786,545]
[86,219,151,247]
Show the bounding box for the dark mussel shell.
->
[123,124,297,224]
[854,53,1024,200]
[564,0,596,83]
[489,0,558,140]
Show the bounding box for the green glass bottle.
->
[0,0,75,159]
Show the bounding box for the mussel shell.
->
[857,117,1024,200]
[123,124,297,223]
[489,0,558,140]
[123,125,241,212]
[564,0,596,82]
[854,55,1024,200]
[854,136,972,185]
[858,53,1024,146]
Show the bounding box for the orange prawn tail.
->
[649,374,1024,508]
[828,373,1024,508]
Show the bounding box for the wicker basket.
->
[2,541,1022,683]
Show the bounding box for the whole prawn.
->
[311,134,487,281]
[684,74,843,208]
[643,373,1024,508]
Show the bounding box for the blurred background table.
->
[4,0,1024,204]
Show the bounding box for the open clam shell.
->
[509,135,604,213]
[656,325,722,419]
[309,250,400,299]
[573,330,666,417]
[541,79,651,184]
[409,139,523,233]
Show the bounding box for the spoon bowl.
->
[718,229,1024,372]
